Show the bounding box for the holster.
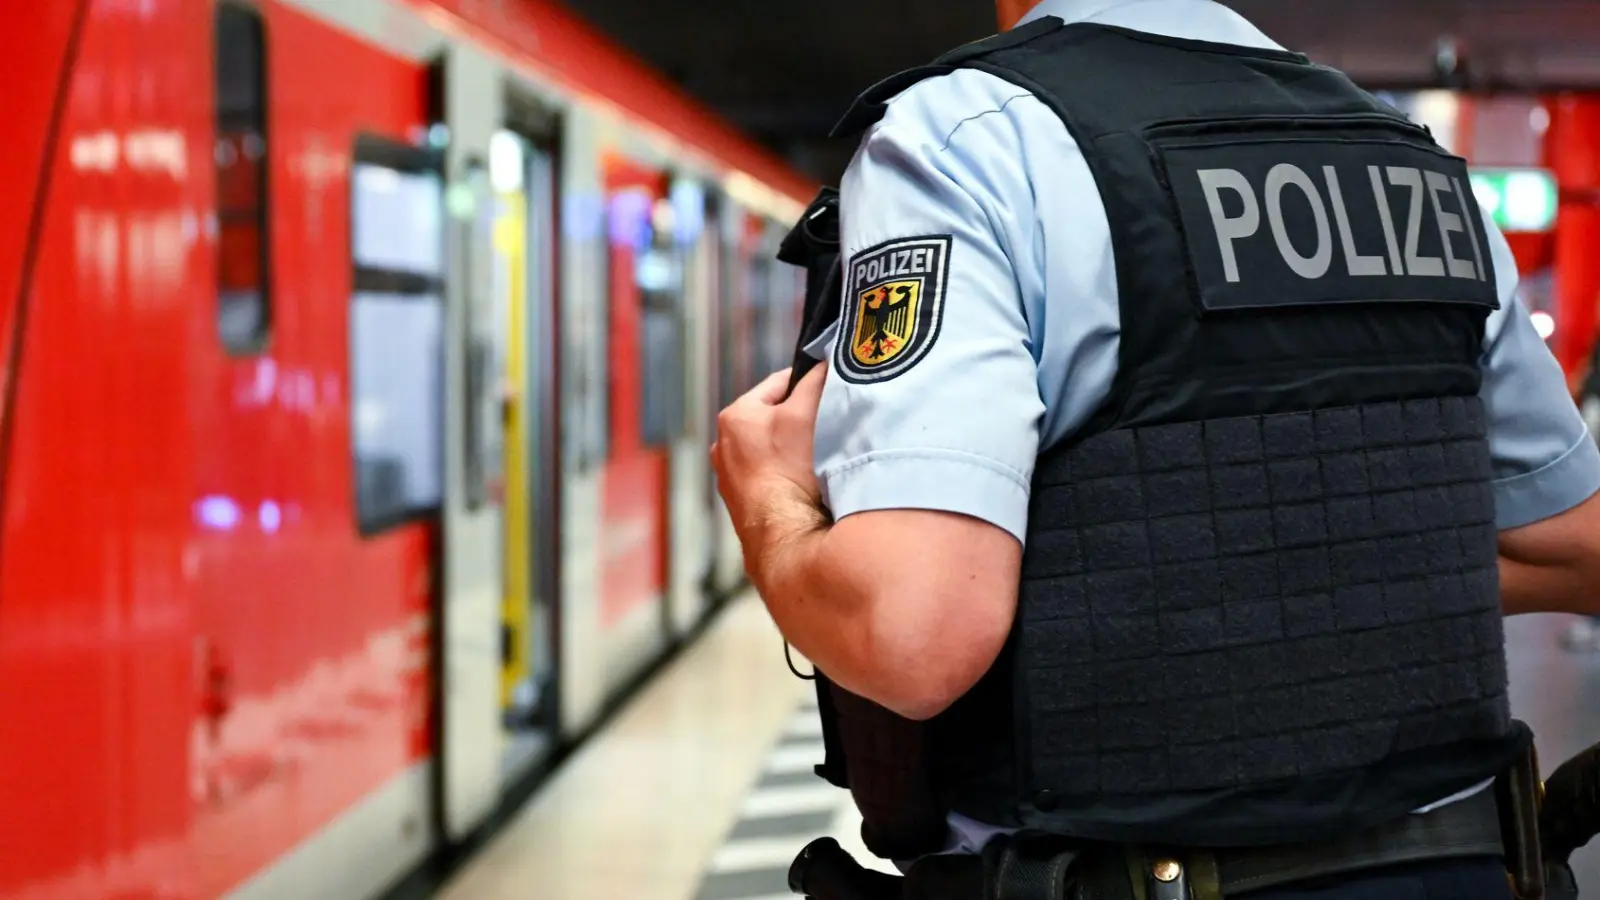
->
[1498,739,1547,900]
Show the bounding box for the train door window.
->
[716,209,741,411]
[639,194,686,448]
[579,188,609,471]
[747,237,774,385]
[765,221,800,376]
[720,209,762,402]
[455,159,503,514]
[349,136,447,535]
[215,1,270,354]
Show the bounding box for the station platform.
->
[437,596,1600,900]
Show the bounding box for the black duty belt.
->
[790,787,1509,900]
[1206,786,1504,895]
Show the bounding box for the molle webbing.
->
[1019,397,1508,799]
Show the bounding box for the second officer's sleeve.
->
[1479,219,1600,529]
[815,88,1044,545]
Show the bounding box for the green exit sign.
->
[1469,168,1558,233]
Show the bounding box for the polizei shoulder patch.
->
[835,234,952,384]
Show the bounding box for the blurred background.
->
[2,1,1599,899]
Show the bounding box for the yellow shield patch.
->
[835,234,950,385]
[850,280,922,368]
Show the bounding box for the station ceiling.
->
[559,0,1600,183]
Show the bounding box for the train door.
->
[599,159,673,642]
[436,44,507,841]
[490,109,562,776]
[667,178,714,636]
[709,204,752,595]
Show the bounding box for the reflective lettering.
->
[1424,171,1480,280]
[1189,160,1493,289]
[1323,166,1387,276]
[1452,176,1488,282]
[1197,167,1260,283]
[1368,166,1405,275]
[1265,164,1332,279]
[1386,167,1446,276]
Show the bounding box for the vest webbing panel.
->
[1020,396,1507,798]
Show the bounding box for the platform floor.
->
[438,597,1600,900]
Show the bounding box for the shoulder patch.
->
[835,234,952,384]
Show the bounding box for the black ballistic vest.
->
[786,18,1530,859]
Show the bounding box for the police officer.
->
[712,0,1600,897]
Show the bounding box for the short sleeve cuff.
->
[1492,433,1600,530]
[820,449,1031,544]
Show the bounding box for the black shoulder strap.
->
[776,190,852,788]
[778,186,843,399]
[830,15,1067,138]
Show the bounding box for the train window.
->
[747,246,775,384]
[718,211,757,407]
[349,136,447,535]
[639,197,686,448]
[716,212,739,411]
[765,225,801,375]
[214,1,270,354]
[455,158,503,514]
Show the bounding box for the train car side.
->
[0,0,809,898]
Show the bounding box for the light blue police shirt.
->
[807,0,1600,860]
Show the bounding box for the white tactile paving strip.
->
[692,694,898,900]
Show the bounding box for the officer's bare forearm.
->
[1498,555,1600,617]
[744,499,900,711]
[1497,490,1600,617]
[747,496,1020,721]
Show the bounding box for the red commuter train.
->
[0,1,810,897]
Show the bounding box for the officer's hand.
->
[712,365,827,540]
